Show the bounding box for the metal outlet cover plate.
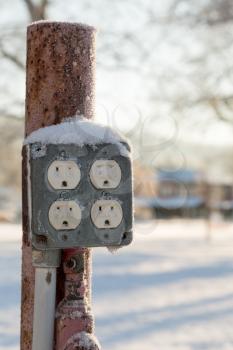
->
[29,142,133,249]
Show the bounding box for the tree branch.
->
[23,0,49,21]
[0,44,25,70]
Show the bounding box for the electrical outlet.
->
[91,199,123,228]
[47,160,81,190]
[30,143,133,249]
[49,200,82,230]
[89,160,121,189]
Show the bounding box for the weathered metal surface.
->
[32,249,61,268]
[25,21,96,136]
[55,249,98,350]
[20,244,35,349]
[21,146,35,350]
[29,143,133,249]
[21,21,99,350]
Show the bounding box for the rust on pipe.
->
[21,21,99,350]
[25,21,96,136]
[55,249,94,350]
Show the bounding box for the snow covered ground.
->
[1,220,233,350]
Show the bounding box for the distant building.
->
[134,163,233,220]
[154,169,206,218]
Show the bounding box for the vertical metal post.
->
[21,21,100,350]
[32,268,57,350]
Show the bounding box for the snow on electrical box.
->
[25,118,133,249]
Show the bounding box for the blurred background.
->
[1,0,233,349]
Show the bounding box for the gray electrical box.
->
[28,142,133,250]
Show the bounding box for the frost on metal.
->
[28,20,96,32]
[107,245,122,254]
[55,299,90,320]
[24,116,130,157]
[65,331,101,350]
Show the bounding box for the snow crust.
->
[28,20,95,32]
[66,331,101,349]
[24,117,130,157]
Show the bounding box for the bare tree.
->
[1,0,233,126]
[0,0,48,71]
[162,0,233,124]
[24,0,49,21]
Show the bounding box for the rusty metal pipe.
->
[21,21,99,350]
